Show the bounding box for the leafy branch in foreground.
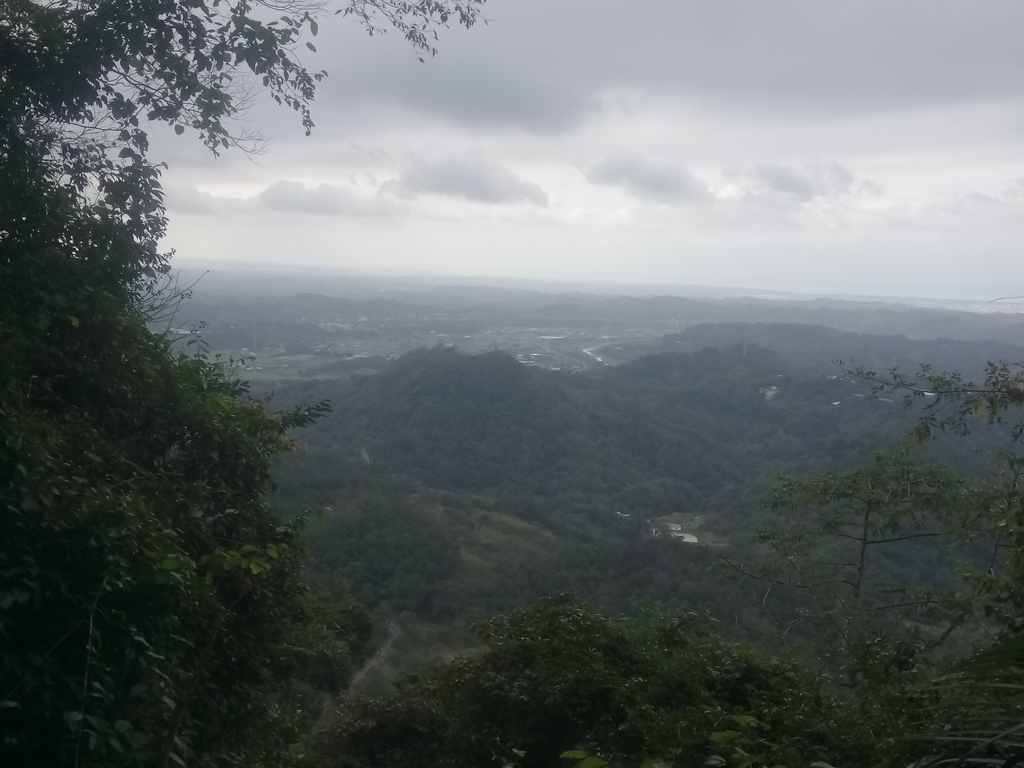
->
[900,633,1024,768]
[310,596,866,768]
[847,361,1024,441]
[731,350,1024,768]
[2,0,488,764]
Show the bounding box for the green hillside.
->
[276,342,913,504]
[268,342,934,626]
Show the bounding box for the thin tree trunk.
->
[854,504,872,598]
[158,611,226,768]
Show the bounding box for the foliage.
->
[827,361,1024,766]
[747,450,979,638]
[266,326,1024,768]
[266,335,1024,768]
[310,596,864,768]
[853,360,1024,442]
[730,373,1024,766]
[0,285,376,765]
[268,344,959,628]
[309,493,462,615]
[1,0,487,765]
[903,633,1024,768]
[719,452,986,761]
[274,344,919,506]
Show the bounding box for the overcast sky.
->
[159,0,1024,299]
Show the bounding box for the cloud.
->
[586,153,711,204]
[258,181,358,215]
[923,179,1024,223]
[164,184,224,214]
[385,154,549,206]
[307,0,1024,137]
[749,162,854,199]
[166,181,405,217]
[724,161,883,206]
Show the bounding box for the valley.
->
[184,285,1024,693]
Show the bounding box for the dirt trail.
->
[345,621,401,696]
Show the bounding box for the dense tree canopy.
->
[1,0,486,765]
[312,596,868,768]
[269,343,1024,768]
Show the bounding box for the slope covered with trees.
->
[632,322,1024,377]
[299,354,1024,768]
[275,343,914,503]
[269,342,993,626]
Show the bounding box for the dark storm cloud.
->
[309,0,1024,134]
[309,14,599,134]
[586,154,711,204]
[385,154,549,206]
[348,63,596,133]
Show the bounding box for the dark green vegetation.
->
[0,257,373,764]
[314,597,866,768]
[263,326,1024,768]
[271,339,988,621]
[0,0,484,765]
[283,345,1024,768]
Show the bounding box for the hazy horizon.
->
[173,258,1024,315]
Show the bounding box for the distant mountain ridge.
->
[659,322,1024,374]
[185,291,1024,357]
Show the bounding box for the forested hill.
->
[273,343,914,515]
[613,322,1024,374]
[269,341,986,625]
